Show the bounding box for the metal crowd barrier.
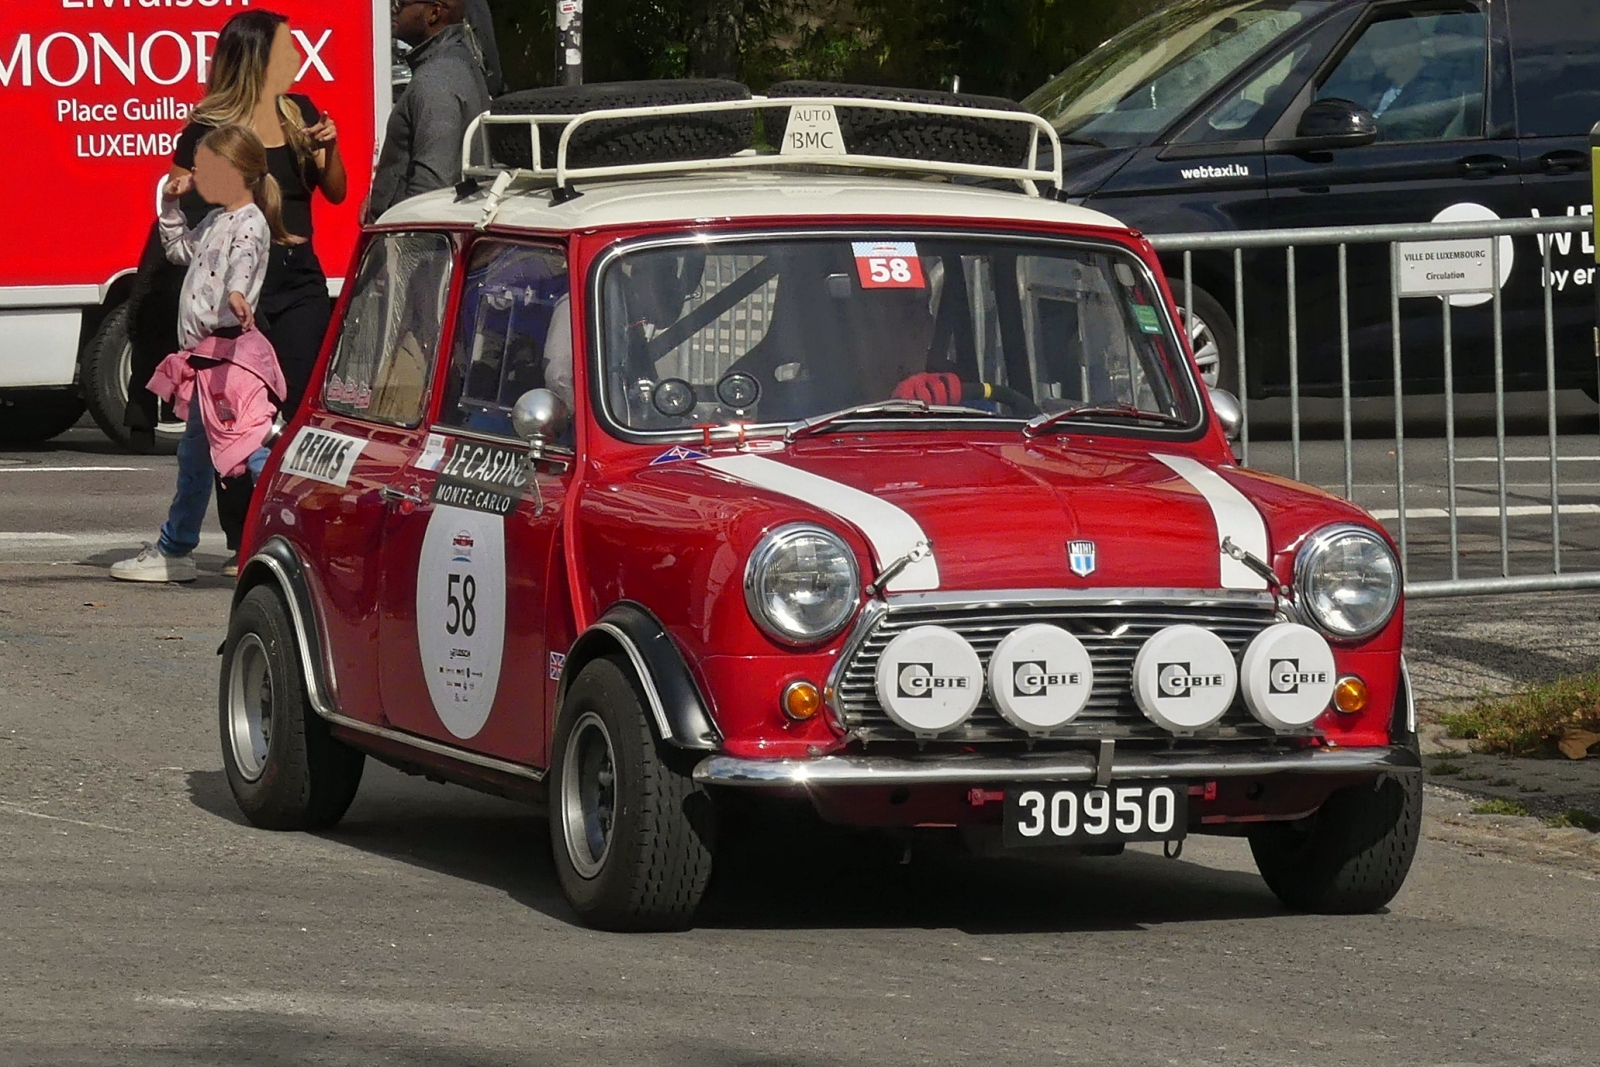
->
[1150,215,1595,598]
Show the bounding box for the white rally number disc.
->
[417,504,507,739]
[1240,622,1337,730]
[987,624,1095,732]
[1132,624,1238,732]
[875,625,983,735]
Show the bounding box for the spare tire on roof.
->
[763,81,1037,170]
[485,79,753,172]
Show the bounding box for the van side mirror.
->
[512,388,571,463]
[1270,98,1377,153]
[1208,387,1242,442]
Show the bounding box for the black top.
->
[172,93,326,298]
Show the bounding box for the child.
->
[111,125,293,584]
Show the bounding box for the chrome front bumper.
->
[693,744,1420,788]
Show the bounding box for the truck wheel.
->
[549,655,716,931]
[82,302,181,455]
[1248,764,1422,914]
[220,585,364,831]
[0,392,86,444]
[1173,282,1239,396]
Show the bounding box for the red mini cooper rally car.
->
[219,81,1419,931]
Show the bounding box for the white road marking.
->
[0,802,138,835]
[1369,504,1600,520]
[0,466,155,473]
[0,531,228,561]
[1453,456,1600,463]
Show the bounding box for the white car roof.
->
[375,171,1130,235]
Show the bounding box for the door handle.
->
[379,484,424,506]
[1540,149,1589,175]
[1457,155,1509,179]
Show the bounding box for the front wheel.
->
[1248,764,1422,914]
[219,585,364,830]
[549,655,716,931]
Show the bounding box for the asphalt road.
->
[3,425,1600,1065]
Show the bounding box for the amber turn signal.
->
[1333,676,1368,714]
[783,681,822,721]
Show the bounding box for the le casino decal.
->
[429,439,535,517]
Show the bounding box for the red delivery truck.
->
[0,0,389,448]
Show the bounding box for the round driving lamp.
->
[745,524,861,645]
[1294,525,1401,640]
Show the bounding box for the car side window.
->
[437,242,571,439]
[1509,0,1600,138]
[1316,7,1488,143]
[1190,41,1317,140]
[324,232,455,427]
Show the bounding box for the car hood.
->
[664,437,1362,594]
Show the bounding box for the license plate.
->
[1003,781,1188,847]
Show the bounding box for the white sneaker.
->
[110,544,198,583]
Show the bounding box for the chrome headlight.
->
[744,524,861,645]
[1294,525,1401,640]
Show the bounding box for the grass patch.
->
[1546,809,1600,832]
[1428,761,1463,776]
[1472,799,1531,817]
[1439,672,1600,756]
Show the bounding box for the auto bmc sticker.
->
[430,439,531,516]
[280,427,367,488]
[852,241,926,290]
[417,504,507,740]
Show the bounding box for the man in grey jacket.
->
[366,0,490,223]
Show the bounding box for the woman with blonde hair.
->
[125,8,346,579]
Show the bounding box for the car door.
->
[1266,1,1527,394]
[376,239,573,767]
[1507,0,1600,393]
[270,230,457,724]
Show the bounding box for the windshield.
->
[1023,0,1330,148]
[597,235,1203,435]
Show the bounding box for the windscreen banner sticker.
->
[852,241,926,290]
[1130,303,1163,334]
[418,504,506,740]
[280,426,367,488]
[430,440,530,516]
[414,433,449,472]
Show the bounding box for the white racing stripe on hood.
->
[700,453,940,592]
[1154,454,1270,590]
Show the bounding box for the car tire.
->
[764,81,1031,167]
[0,392,86,444]
[1173,281,1239,396]
[1248,757,1422,914]
[549,654,716,931]
[487,79,752,171]
[220,585,365,831]
[82,301,182,455]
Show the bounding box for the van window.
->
[1316,7,1487,142]
[1509,0,1600,138]
[324,233,455,427]
[1188,39,1318,139]
[1024,0,1329,148]
[438,242,570,439]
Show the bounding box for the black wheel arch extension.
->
[232,536,337,718]
[558,603,722,752]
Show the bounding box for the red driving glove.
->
[892,372,962,406]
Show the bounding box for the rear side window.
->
[1317,6,1488,142]
[1510,0,1600,138]
[323,232,455,427]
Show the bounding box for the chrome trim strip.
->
[693,745,1419,787]
[882,588,1278,610]
[324,712,546,783]
[248,550,546,784]
[824,597,888,722]
[592,621,677,742]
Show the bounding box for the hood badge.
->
[1068,540,1097,578]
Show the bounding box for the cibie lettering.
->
[896,662,971,699]
[1269,658,1329,695]
[1012,661,1081,697]
[1157,662,1227,699]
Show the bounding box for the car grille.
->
[831,594,1287,745]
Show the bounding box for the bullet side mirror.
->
[1209,387,1243,442]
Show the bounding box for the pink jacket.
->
[148,330,286,479]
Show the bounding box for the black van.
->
[1024,0,1600,400]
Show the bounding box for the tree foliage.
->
[486,0,1161,99]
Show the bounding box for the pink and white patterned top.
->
[158,195,270,350]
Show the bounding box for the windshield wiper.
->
[784,400,992,443]
[1023,404,1189,438]
[1057,135,1107,148]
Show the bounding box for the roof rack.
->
[459,95,1064,199]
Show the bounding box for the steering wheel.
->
[961,381,1041,417]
